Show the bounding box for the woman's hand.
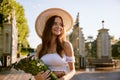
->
[34,70,51,80]
[53,71,65,78]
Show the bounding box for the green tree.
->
[85,40,97,58]
[0,0,29,51]
[14,2,29,47]
[112,41,120,58]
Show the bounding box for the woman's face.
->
[51,17,63,36]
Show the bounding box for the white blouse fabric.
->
[40,53,75,74]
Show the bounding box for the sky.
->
[16,0,120,49]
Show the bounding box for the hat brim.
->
[35,8,73,38]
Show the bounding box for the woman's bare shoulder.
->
[36,44,42,57]
[63,41,73,48]
[63,41,73,56]
[37,44,42,49]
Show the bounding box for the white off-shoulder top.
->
[41,53,75,74]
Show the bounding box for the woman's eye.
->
[54,22,63,27]
[60,23,64,27]
[54,22,57,25]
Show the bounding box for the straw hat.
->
[35,8,73,38]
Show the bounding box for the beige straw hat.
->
[35,8,73,38]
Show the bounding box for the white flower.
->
[37,63,41,66]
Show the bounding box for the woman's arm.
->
[61,41,76,80]
[34,70,51,80]
[35,44,52,80]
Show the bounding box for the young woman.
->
[34,8,75,80]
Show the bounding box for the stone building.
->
[97,29,111,59]
[0,10,18,67]
[89,21,113,67]
[97,20,112,59]
[69,13,86,69]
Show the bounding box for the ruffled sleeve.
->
[66,56,75,62]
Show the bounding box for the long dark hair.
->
[38,15,66,58]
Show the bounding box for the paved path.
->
[71,69,120,80]
[0,68,35,80]
[0,68,120,80]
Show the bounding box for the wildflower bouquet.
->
[14,55,58,80]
